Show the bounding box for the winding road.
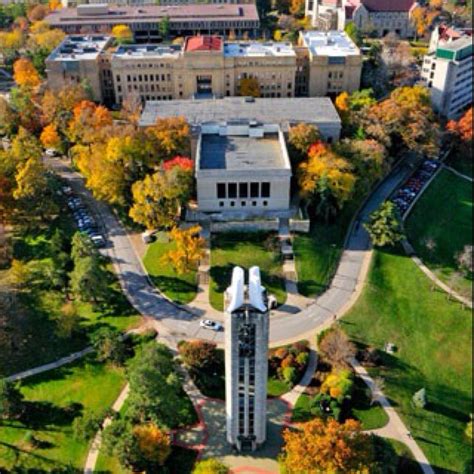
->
[47,158,415,346]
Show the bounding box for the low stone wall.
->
[211,220,279,233]
[290,219,310,233]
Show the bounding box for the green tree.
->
[92,327,128,366]
[55,301,81,338]
[72,410,104,441]
[412,388,427,409]
[159,16,170,40]
[345,22,362,46]
[70,256,108,303]
[193,458,229,474]
[126,343,194,428]
[364,201,404,248]
[0,379,24,419]
[71,232,97,262]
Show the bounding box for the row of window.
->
[219,200,269,208]
[217,182,271,199]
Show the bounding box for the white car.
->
[199,319,223,331]
[45,148,58,157]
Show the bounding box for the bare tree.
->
[456,245,473,275]
[318,327,356,369]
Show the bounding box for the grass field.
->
[405,169,473,300]
[342,249,472,473]
[447,152,473,178]
[209,232,286,311]
[0,357,126,471]
[143,238,198,305]
[294,201,358,298]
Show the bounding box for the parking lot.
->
[391,159,441,216]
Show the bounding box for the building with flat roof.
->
[305,0,418,38]
[298,30,362,96]
[195,122,292,216]
[139,97,342,141]
[46,32,361,104]
[45,34,114,102]
[421,26,473,119]
[45,4,260,41]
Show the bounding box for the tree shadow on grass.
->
[150,276,197,304]
[19,401,83,430]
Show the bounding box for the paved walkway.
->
[352,359,434,474]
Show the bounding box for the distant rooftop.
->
[113,43,181,59]
[200,134,284,170]
[140,97,341,129]
[300,31,359,57]
[224,41,295,58]
[45,4,260,26]
[48,35,111,61]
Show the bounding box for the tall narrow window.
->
[261,182,270,198]
[250,182,259,198]
[228,183,237,199]
[217,183,226,199]
[239,182,248,198]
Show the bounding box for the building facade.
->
[46,33,361,105]
[421,26,473,119]
[45,4,260,41]
[195,122,292,216]
[305,0,418,38]
[298,30,362,96]
[45,35,114,102]
[225,266,269,452]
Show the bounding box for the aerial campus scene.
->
[0,0,472,473]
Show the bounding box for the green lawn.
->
[143,238,198,305]
[2,212,141,377]
[448,152,473,178]
[294,201,359,298]
[405,169,473,300]
[0,357,126,471]
[209,232,286,311]
[342,249,473,473]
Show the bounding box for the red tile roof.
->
[185,36,223,52]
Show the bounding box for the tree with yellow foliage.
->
[281,418,377,473]
[129,164,193,230]
[288,122,320,163]
[239,77,260,97]
[0,29,24,61]
[161,225,205,275]
[29,21,65,53]
[49,0,62,10]
[13,157,48,202]
[40,124,61,151]
[13,58,41,88]
[298,141,356,217]
[289,0,305,16]
[133,423,171,466]
[112,24,133,45]
[273,29,283,41]
[411,6,439,39]
[146,116,191,160]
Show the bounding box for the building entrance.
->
[197,75,213,94]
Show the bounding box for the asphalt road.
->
[48,157,413,346]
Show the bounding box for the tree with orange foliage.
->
[27,4,48,22]
[411,6,439,39]
[161,225,205,275]
[447,107,473,146]
[289,0,305,16]
[239,77,260,98]
[13,58,41,88]
[281,418,376,473]
[288,123,320,163]
[68,100,113,145]
[40,124,61,151]
[133,423,171,466]
[49,0,62,10]
[146,116,191,160]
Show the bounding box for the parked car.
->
[91,235,106,248]
[45,148,58,157]
[199,319,223,331]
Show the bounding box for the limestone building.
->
[45,35,114,103]
[195,122,292,217]
[421,25,473,119]
[225,266,269,452]
[298,30,362,96]
[305,0,418,38]
[46,32,361,105]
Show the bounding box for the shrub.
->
[296,351,309,367]
[318,327,356,368]
[193,458,229,474]
[465,418,473,440]
[178,340,218,370]
[281,354,297,369]
[321,369,354,404]
[282,366,298,386]
[274,347,289,360]
[72,411,104,441]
